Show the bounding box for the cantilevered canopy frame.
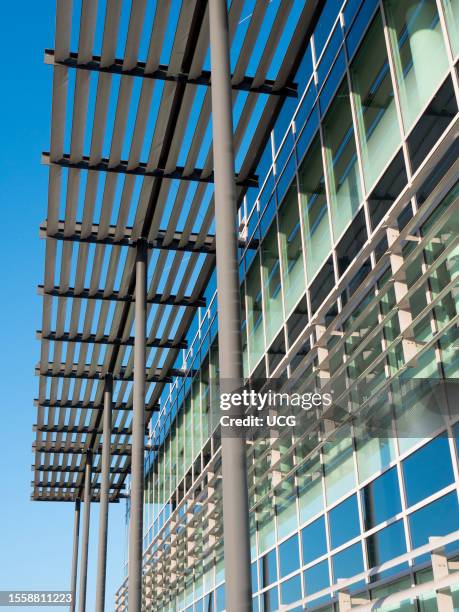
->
[33,0,325,507]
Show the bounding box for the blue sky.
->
[0,2,125,609]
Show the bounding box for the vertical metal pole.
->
[70,499,81,612]
[78,452,92,612]
[95,375,113,612]
[208,2,252,610]
[128,239,147,611]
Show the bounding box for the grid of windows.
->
[132,0,459,609]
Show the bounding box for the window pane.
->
[350,13,402,190]
[280,575,302,606]
[409,491,459,548]
[302,516,328,565]
[332,543,364,581]
[262,586,278,612]
[278,184,306,316]
[298,135,331,280]
[442,0,459,55]
[252,561,259,594]
[362,468,402,530]
[323,427,356,504]
[322,80,362,241]
[261,225,284,346]
[262,549,278,588]
[329,495,361,549]
[371,577,415,611]
[402,436,454,507]
[297,457,324,523]
[246,255,265,371]
[216,585,225,612]
[279,535,301,578]
[367,520,406,568]
[384,0,449,132]
[304,560,330,594]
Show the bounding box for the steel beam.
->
[34,481,125,490]
[95,376,112,612]
[129,240,147,611]
[36,331,186,350]
[35,364,192,383]
[69,499,80,612]
[42,152,258,188]
[34,399,160,412]
[33,444,140,456]
[78,454,92,612]
[209,2,252,610]
[39,220,256,251]
[36,465,129,475]
[35,425,131,436]
[32,494,126,502]
[44,49,298,97]
[38,285,206,308]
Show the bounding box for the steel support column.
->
[78,453,92,612]
[208,1,252,610]
[95,376,113,612]
[128,240,147,611]
[70,499,81,612]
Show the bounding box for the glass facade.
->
[121,0,459,609]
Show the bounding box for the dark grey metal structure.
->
[95,377,112,612]
[208,1,252,608]
[33,0,325,608]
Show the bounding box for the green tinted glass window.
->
[322,81,362,240]
[278,184,306,316]
[350,14,402,190]
[384,0,449,131]
[298,135,331,280]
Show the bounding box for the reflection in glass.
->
[362,468,401,529]
[367,520,406,568]
[279,535,300,578]
[329,495,360,549]
[323,427,356,504]
[350,14,401,190]
[332,543,364,581]
[409,491,459,547]
[302,516,327,565]
[280,574,302,606]
[442,0,459,55]
[322,81,362,240]
[278,184,306,317]
[384,0,449,132]
[261,223,284,347]
[402,436,454,507]
[246,254,265,371]
[298,135,332,281]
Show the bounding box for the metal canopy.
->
[33,0,325,506]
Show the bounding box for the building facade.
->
[115,0,459,609]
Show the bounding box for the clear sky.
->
[0,2,125,609]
